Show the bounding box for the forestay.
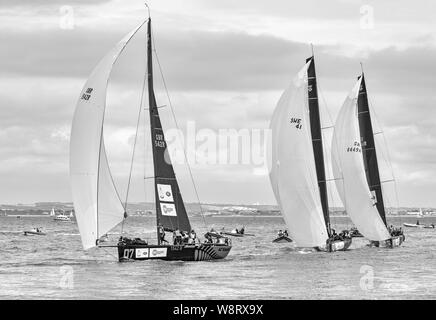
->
[70,21,147,249]
[331,77,390,241]
[269,61,329,247]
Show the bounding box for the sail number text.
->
[290,117,302,129]
[81,87,93,101]
[347,141,361,153]
[155,134,166,148]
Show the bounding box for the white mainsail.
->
[70,21,146,249]
[269,61,329,247]
[331,77,390,241]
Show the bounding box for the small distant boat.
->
[24,228,46,236]
[51,207,71,221]
[220,227,254,237]
[273,235,293,243]
[403,223,420,228]
[349,228,364,238]
[404,222,435,229]
[54,214,71,221]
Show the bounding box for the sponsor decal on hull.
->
[135,248,149,259]
[332,241,345,251]
[149,247,167,258]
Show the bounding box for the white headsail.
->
[269,61,329,247]
[331,78,390,241]
[70,21,146,249]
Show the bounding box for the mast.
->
[146,18,191,244]
[306,56,331,236]
[357,72,387,226]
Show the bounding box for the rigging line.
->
[121,25,149,235]
[124,72,147,210]
[150,29,208,230]
[366,94,400,217]
[317,78,335,130]
[314,76,339,229]
[100,246,118,260]
[321,125,334,130]
[143,80,151,225]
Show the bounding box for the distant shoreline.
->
[2,214,433,219]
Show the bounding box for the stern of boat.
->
[369,234,405,248]
[329,237,352,252]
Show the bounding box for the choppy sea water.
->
[0,215,435,299]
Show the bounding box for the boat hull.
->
[23,231,46,236]
[117,243,232,262]
[403,223,419,228]
[369,235,405,248]
[54,217,71,221]
[314,238,352,252]
[272,236,293,243]
[328,238,352,252]
[221,231,244,237]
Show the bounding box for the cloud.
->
[0,0,435,206]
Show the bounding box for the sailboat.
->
[332,70,405,248]
[69,11,232,262]
[269,55,352,252]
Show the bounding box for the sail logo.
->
[160,203,177,216]
[290,117,302,130]
[157,184,174,202]
[347,141,361,153]
[308,84,313,92]
[155,133,166,148]
[81,88,93,101]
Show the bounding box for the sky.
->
[0,0,435,207]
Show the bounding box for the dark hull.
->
[273,236,293,243]
[369,235,405,248]
[221,232,244,237]
[315,238,352,252]
[118,243,231,262]
[23,231,46,236]
[350,232,364,238]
